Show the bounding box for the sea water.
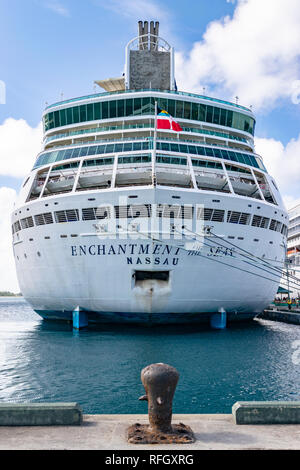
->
[0,297,299,414]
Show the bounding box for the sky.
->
[1,0,300,291]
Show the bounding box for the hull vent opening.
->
[134,271,170,283]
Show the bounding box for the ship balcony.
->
[26,148,276,207]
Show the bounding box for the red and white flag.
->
[157,109,183,132]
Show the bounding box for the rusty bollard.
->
[127,363,194,444]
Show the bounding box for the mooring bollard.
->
[127,363,194,444]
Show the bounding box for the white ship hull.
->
[12,188,286,324]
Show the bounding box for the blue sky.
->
[1,0,300,290]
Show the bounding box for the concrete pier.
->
[1,413,300,450]
[259,308,300,325]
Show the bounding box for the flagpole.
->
[152,100,157,187]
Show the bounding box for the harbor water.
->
[0,297,299,415]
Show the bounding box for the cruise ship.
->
[11,22,288,325]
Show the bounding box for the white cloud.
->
[0,187,19,293]
[0,119,43,178]
[44,1,70,17]
[255,134,300,208]
[175,0,300,110]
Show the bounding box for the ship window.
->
[54,209,79,223]
[34,212,54,225]
[109,101,116,118]
[117,100,124,117]
[94,102,101,120]
[227,211,250,225]
[102,101,108,119]
[20,217,34,229]
[125,99,133,116]
[196,207,225,222]
[82,207,111,220]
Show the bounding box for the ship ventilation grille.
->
[20,217,34,229]
[252,215,270,229]
[269,219,283,232]
[227,211,251,225]
[157,204,193,219]
[34,212,54,226]
[115,204,152,218]
[82,207,111,220]
[54,209,79,223]
[196,208,225,222]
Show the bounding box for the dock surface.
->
[1,414,300,450]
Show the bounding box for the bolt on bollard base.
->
[127,363,194,444]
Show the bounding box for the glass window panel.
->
[170,143,179,152]
[199,104,206,121]
[114,143,123,153]
[96,145,105,154]
[221,149,229,159]
[117,100,124,117]
[226,110,233,127]
[228,151,238,162]
[54,111,60,127]
[133,142,142,151]
[72,148,81,158]
[109,100,116,118]
[125,99,133,116]
[94,102,101,120]
[205,148,214,156]
[133,98,142,115]
[168,99,176,117]
[220,108,227,126]
[102,101,108,119]
[64,148,73,159]
[236,153,245,164]
[157,98,168,111]
[141,141,149,150]
[213,107,220,125]
[105,144,114,153]
[66,108,73,125]
[184,101,191,120]
[197,147,206,155]
[80,105,87,122]
[206,106,213,123]
[57,150,66,160]
[188,145,197,154]
[123,142,133,152]
[141,97,151,113]
[88,146,97,155]
[243,154,252,165]
[87,103,94,121]
[175,100,184,119]
[213,149,222,158]
[160,142,170,151]
[79,147,89,157]
[191,103,199,121]
[73,106,79,123]
[59,109,66,127]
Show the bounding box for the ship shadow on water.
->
[34,316,263,336]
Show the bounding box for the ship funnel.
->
[125,21,174,91]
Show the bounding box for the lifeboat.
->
[116,167,152,185]
[195,171,227,190]
[79,170,112,188]
[47,175,75,192]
